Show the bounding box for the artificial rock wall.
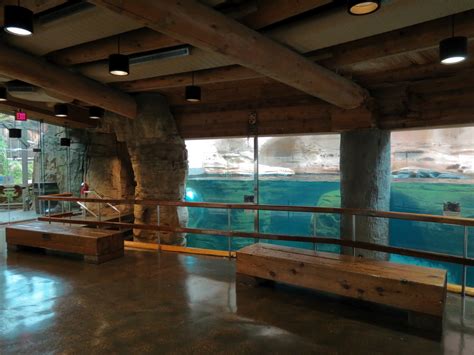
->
[108,93,188,245]
[340,128,391,260]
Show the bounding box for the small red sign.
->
[15,111,27,121]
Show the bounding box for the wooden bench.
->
[6,221,124,264]
[237,243,447,335]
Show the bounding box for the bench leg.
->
[7,244,21,252]
[407,311,443,339]
[237,273,275,287]
[84,249,124,264]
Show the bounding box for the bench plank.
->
[236,243,447,317]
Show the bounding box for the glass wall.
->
[185,138,256,250]
[390,128,474,286]
[0,113,84,224]
[185,134,341,251]
[185,128,474,286]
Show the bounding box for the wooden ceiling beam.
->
[49,0,330,66]
[90,0,368,109]
[114,10,474,93]
[0,41,137,119]
[173,102,375,138]
[239,0,332,29]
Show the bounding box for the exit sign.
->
[15,111,27,121]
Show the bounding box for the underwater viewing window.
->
[185,128,473,286]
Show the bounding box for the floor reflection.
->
[0,269,62,337]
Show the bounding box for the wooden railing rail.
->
[38,195,474,227]
[36,216,474,267]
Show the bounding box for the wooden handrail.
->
[37,216,474,267]
[38,194,474,227]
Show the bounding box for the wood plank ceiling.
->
[0,0,473,134]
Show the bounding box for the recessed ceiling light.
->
[348,1,381,16]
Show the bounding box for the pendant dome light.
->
[89,106,104,119]
[109,35,129,76]
[440,16,468,65]
[0,87,7,101]
[348,0,380,16]
[185,72,201,102]
[4,2,34,36]
[54,103,68,118]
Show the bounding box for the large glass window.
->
[185,128,474,287]
[185,134,341,251]
[390,127,474,286]
[185,138,256,250]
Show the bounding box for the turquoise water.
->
[185,178,474,286]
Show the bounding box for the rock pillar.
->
[84,132,135,216]
[111,93,188,245]
[340,128,391,259]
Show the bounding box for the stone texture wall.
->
[340,128,391,260]
[83,132,135,216]
[107,93,188,245]
[37,125,86,196]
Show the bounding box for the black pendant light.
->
[9,128,21,138]
[4,2,34,36]
[440,16,468,65]
[0,87,7,101]
[54,103,68,117]
[89,106,104,119]
[348,0,381,16]
[185,72,201,102]
[109,36,129,76]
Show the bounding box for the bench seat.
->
[236,243,447,335]
[6,221,124,264]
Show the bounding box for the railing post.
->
[47,200,51,224]
[462,226,468,298]
[227,208,232,258]
[351,214,356,256]
[156,205,161,251]
[312,212,317,251]
[98,202,102,222]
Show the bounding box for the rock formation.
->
[107,93,188,245]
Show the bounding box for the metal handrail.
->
[84,190,121,223]
[76,201,98,218]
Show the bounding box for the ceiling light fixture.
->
[348,0,380,16]
[54,103,68,117]
[89,106,104,119]
[0,87,7,101]
[185,72,201,102]
[109,35,129,76]
[4,2,34,36]
[440,16,468,65]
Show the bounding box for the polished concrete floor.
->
[1,230,473,354]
